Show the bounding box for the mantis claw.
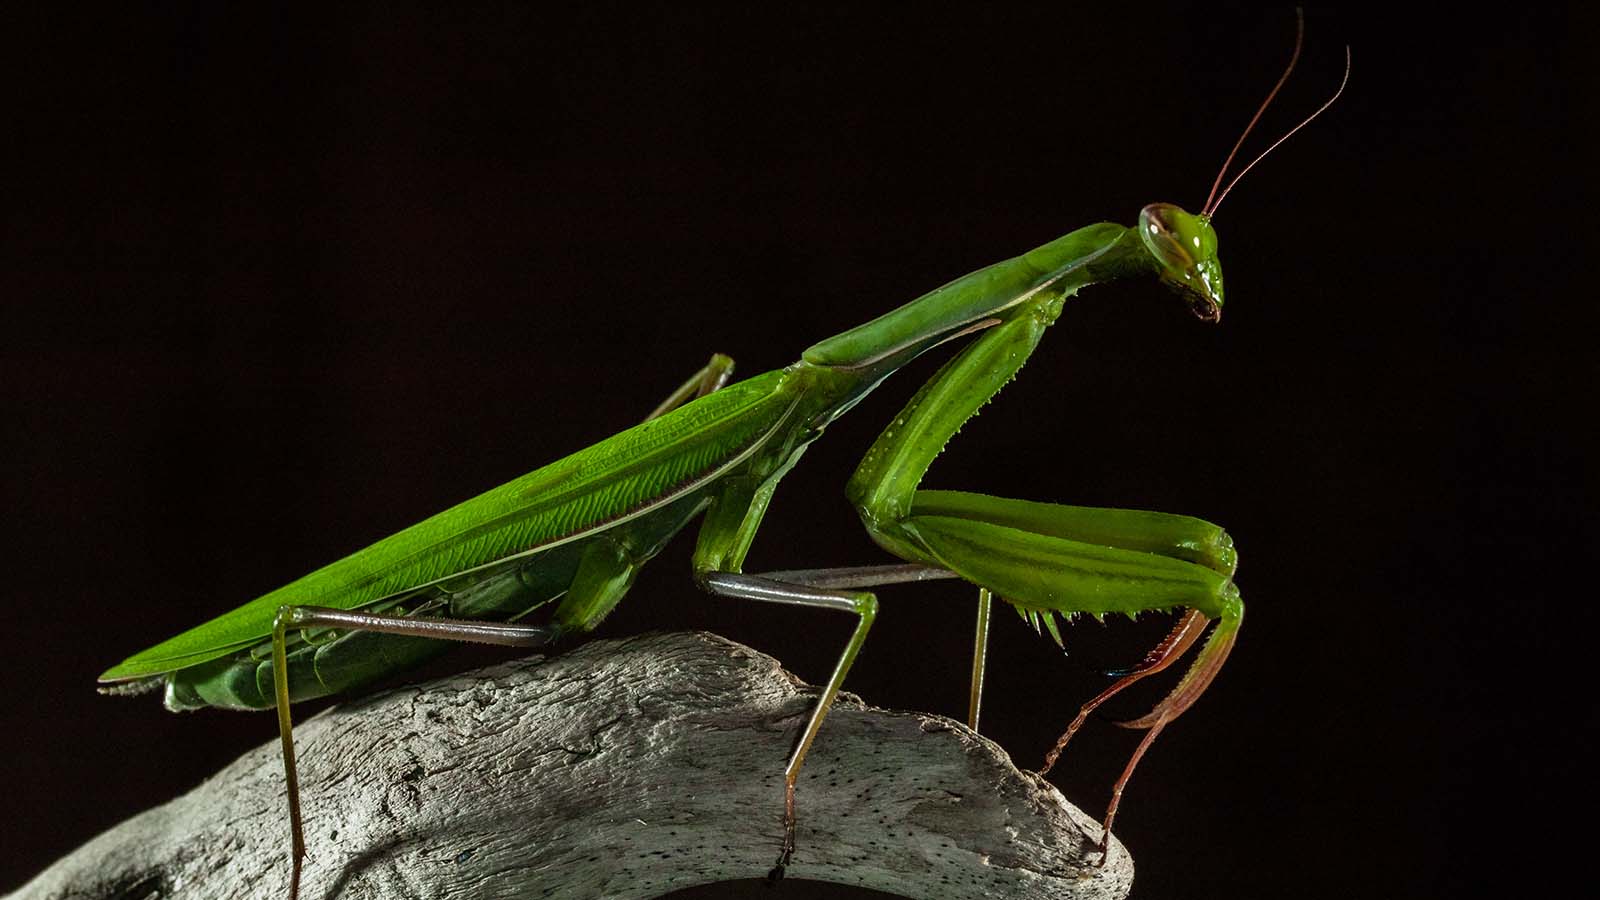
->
[1038,609,1208,777]
[1094,835,1112,868]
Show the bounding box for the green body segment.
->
[803,223,1141,368]
[833,220,1239,630]
[897,491,1238,621]
[102,209,1235,729]
[911,491,1236,574]
[97,197,1250,899]
[902,514,1230,618]
[103,369,805,706]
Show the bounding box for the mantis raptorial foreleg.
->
[1039,607,1209,777]
[844,290,1245,858]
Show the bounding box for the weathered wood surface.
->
[11,631,1132,899]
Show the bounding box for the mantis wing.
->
[100,370,794,682]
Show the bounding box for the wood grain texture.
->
[11,631,1132,899]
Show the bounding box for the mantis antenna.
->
[1202,11,1352,218]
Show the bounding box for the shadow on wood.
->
[9,631,1133,899]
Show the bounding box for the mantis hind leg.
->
[265,355,720,895]
[267,533,643,898]
[269,606,562,898]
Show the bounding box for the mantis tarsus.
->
[99,18,1346,896]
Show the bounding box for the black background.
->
[1,5,1586,898]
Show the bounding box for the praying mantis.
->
[97,16,1346,897]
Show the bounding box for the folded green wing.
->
[99,370,791,681]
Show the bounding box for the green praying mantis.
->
[98,19,1346,896]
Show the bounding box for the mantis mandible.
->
[99,19,1346,896]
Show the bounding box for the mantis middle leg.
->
[688,466,963,877]
[645,353,736,420]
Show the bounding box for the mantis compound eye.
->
[1139,203,1224,322]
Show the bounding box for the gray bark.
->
[10,631,1132,899]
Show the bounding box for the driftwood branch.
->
[12,631,1132,899]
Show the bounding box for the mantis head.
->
[1139,12,1346,326]
[1139,203,1223,323]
